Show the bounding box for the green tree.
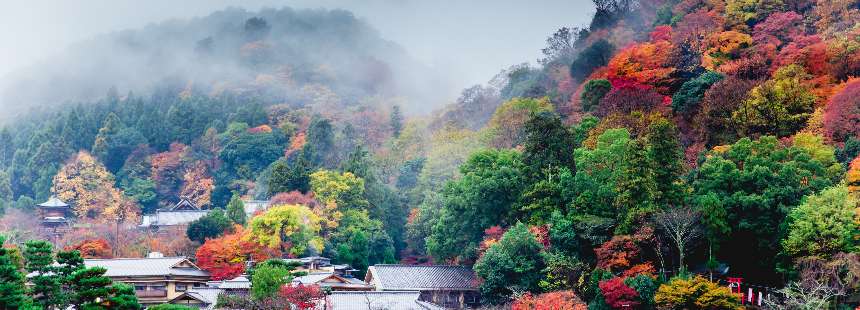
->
[644,118,685,206]
[186,209,232,243]
[732,65,815,137]
[614,139,658,233]
[103,283,141,310]
[474,222,545,304]
[330,210,395,277]
[692,136,838,282]
[146,304,193,310]
[522,111,575,179]
[246,204,323,256]
[303,116,335,168]
[570,39,614,80]
[671,71,723,114]
[782,185,859,259]
[390,105,404,138]
[427,149,525,261]
[122,178,157,214]
[250,261,293,301]
[69,267,113,309]
[25,240,61,308]
[0,235,28,309]
[225,193,246,225]
[580,79,612,112]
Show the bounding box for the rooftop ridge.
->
[372,264,471,268]
[84,256,187,261]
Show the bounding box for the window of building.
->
[176,284,187,292]
[151,285,167,292]
[134,285,146,292]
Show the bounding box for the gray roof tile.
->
[84,257,210,277]
[367,265,478,291]
[327,291,444,310]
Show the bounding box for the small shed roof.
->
[140,210,210,227]
[366,265,479,291]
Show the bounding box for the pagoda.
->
[38,196,72,228]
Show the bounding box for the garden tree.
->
[654,206,701,273]
[598,277,640,309]
[0,236,28,309]
[195,226,276,280]
[51,151,140,223]
[570,39,615,80]
[179,162,213,208]
[823,79,860,143]
[671,71,723,114]
[329,209,395,277]
[225,193,246,225]
[486,97,554,148]
[69,266,140,309]
[596,79,667,118]
[580,79,612,112]
[782,185,859,259]
[302,116,335,168]
[624,274,659,309]
[279,285,327,310]
[65,239,113,259]
[654,276,740,309]
[245,204,323,256]
[427,149,525,262]
[102,283,141,310]
[733,64,816,137]
[389,105,404,137]
[25,240,61,308]
[512,290,587,310]
[692,136,838,283]
[218,123,287,180]
[250,260,297,301]
[186,209,232,243]
[474,222,546,304]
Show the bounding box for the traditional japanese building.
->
[140,196,210,230]
[365,265,481,308]
[84,253,211,306]
[37,196,72,244]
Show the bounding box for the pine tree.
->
[644,119,685,206]
[226,193,247,225]
[390,105,404,138]
[69,267,113,309]
[0,235,28,309]
[25,240,62,308]
[614,139,658,234]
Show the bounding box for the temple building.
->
[140,196,210,230]
[37,196,72,242]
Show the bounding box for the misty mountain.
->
[0,7,450,119]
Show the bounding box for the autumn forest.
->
[1,0,860,309]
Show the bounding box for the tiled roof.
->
[326,291,444,310]
[366,265,479,291]
[172,287,223,310]
[84,257,210,278]
[292,272,372,290]
[216,275,251,289]
[140,210,210,227]
[38,196,68,207]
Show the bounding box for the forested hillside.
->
[0,0,859,308]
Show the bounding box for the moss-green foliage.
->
[474,222,546,304]
[671,71,723,114]
[581,79,612,113]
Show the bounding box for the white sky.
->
[0,0,595,89]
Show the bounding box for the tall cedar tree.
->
[390,105,404,138]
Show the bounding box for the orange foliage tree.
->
[195,226,278,280]
[180,161,214,208]
[512,290,587,310]
[605,26,676,92]
[65,239,113,259]
[703,31,752,71]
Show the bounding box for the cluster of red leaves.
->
[597,78,669,118]
[595,235,641,272]
[512,290,587,310]
[823,79,860,143]
[478,226,506,255]
[195,226,279,280]
[279,284,327,310]
[65,239,113,259]
[529,225,551,249]
[599,277,640,309]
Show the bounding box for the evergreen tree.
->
[186,209,232,243]
[0,235,28,309]
[474,222,545,304]
[614,139,658,233]
[644,119,685,206]
[225,193,246,225]
[104,283,141,310]
[390,105,404,138]
[69,267,113,309]
[303,116,335,168]
[25,240,61,308]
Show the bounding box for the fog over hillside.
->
[0,0,595,117]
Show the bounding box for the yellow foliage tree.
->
[244,204,323,257]
[308,170,368,230]
[180,161,214,208]
[654,276,741,309]
[704,31,752,70]
[51,151,140,223]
